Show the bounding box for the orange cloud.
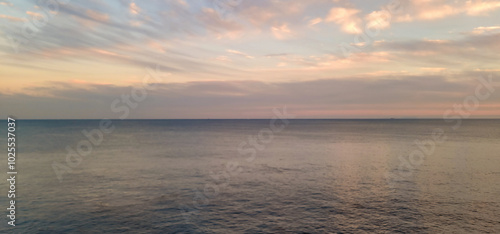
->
[0,14,24,22]
[130,2,140,15]
[26,11,43,18]
[417,4,455,20]
[466,0,500,15]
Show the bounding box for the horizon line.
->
[4,118,500,120]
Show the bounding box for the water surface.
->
[0,120,499,233]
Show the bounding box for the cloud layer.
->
[2,72,499,119]
[0,0,500,118]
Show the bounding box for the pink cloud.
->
[86,9,109,22]
[271,23,293,40]
[129,2,140,15]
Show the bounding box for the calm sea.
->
[0,120,499,233]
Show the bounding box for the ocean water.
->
[0,119,499,233]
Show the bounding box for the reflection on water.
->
[0,120,499,232]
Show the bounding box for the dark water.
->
[0,120,499,233]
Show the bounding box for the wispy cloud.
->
[1,0,500,118]
[227,49,254,59]
[0,14,24,22]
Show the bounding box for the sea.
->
[0,119,499,233]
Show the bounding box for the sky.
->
[0,0,500,119]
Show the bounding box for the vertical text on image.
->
[7,116,17,227]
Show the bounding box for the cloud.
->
[215,55,231,62]
[227,49,254,59]
[470,26,500,34]
[0,1,13,7]
[198,7,243,36]
[466,0,500,15]
[271,23,292,39]
[2,72,499,119]
[0,14,24,22]
[237,0,307,27]
[308,17,322,27]
[370,32,500,69]
[325,7,362,34]
[0,1,248,78]
[420,67,447,72]
[85,9,109,22]
[26,11,43,18]
[400,0,500,22]
[365,10,392,29]
[129,2,140,15]
[230,0,329,38]
[265,53,289,58]
[417,3,456,20]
